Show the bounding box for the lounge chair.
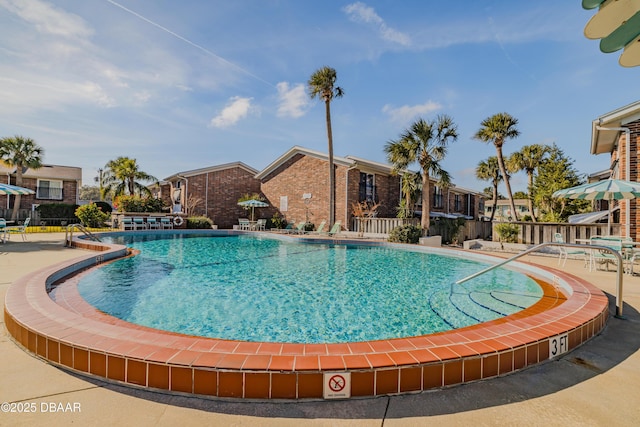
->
[5,217,30,241]
[147,217,161,230]
[122,217,134,230]
[271,221,296,233]
[303,220,326,235]
[132,217,147,230]
[315,221,341,237]
[160,217,173,229]
[554,233,588,268]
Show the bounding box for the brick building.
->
[256,146,401,229]
[0,163,82,212]
[161,162,262,229]
[590,100,640,239]
[161,146,486,230]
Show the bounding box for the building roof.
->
[163,161,258,181]
[590,99,640,155]
[0,162,82,181]
[255,146,398,180]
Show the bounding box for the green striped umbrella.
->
[0,183,35,195]
[553,179,640,234]
[552,179,640,200]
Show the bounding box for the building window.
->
[36,179,63,200]
[454,194,462,212]
[359,173,377,203]
[433,186,443,208]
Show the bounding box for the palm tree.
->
[508,144,550,222]
[101,156,158,199]
[474,112,520,221]
[0,135,44,220]
[307,66,344,227]
[398,171,421,218]
[385,116,458,233]
[476,156,503,223]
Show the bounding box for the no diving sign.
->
[323,372,351,399]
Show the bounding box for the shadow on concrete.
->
[57,293,640,420]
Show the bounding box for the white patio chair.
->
[5,217,30,241]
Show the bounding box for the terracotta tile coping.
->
[3,231,609,400]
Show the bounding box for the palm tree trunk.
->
[490,183,498,223]
[527,172,537,222]
[421,172,430,235]
[11,166,23,221]
[325,99,335,227]
[496,149,519,221]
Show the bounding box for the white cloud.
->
[382,101,442,123]
[276,82,309,118]
[0,0,93,40]
[343,2,411,46]
[209,96,253,128]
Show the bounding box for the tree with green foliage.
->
[474,113,520,221]
[101,157,158,199]
[508,144,550,222]
[308,66,344,228]
[397,171,421,218]
[0,135,44,220]
[385,116,458,233]
[532,144,589,222]
[476,156,502,223]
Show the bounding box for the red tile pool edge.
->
[3,235,609,400]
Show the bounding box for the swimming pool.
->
[72,234,542,343]
[5,230,609,400]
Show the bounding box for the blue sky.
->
[0,0,637,194]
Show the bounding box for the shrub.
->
[388,224,422,244]
[270,212,287,229]
[37,203,79,221]
[494,223,519,243]
[115,195,165,213]
[186,216,214,229]
[303,222,314,232]
[75,203,110,228]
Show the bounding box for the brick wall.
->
[0,177,78,209]
[173,167,263,229]
[619,119,640,240]
[260,154,401,230]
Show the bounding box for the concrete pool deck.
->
[1,233,639,426]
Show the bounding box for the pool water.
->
[72,234,542,344]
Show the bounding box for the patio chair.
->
[554,233,588,268]
[590,236,624,272]
[303,220,326,235]
[5,217,30,241]
[0,218,6,243]
[255,218,266,231]
[270,221,296,233]
[132,217,147,231]
[160,217,173,229]
[147,217,161,230]
[315,221,341,237]
[238,218,251,231]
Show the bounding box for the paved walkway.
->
[1,234,639,426]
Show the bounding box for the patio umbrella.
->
[237,199,269,221]
[552,178,640,234]
[0,183,35,195]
